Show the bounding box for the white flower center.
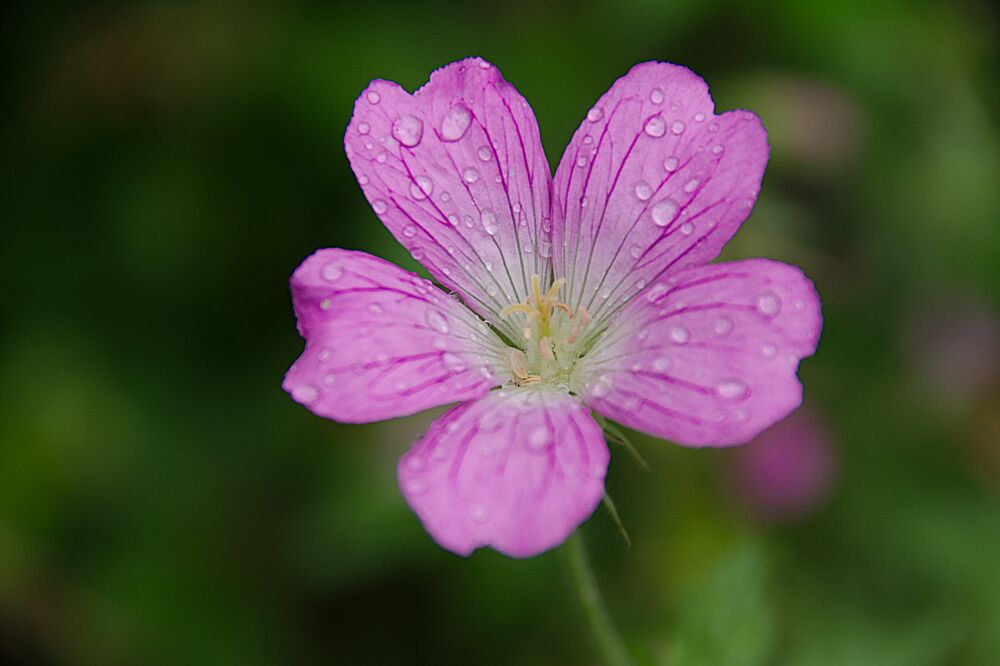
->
[499,275,596,389]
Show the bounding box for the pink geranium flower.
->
[284,58,822,558]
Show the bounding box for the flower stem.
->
[565,532,635,666]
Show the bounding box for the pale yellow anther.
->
[509,349,529,380]
[539,336,555,360]
[552,302,573,316]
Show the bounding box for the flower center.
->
[500,275,593,387]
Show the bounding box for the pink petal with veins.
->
[583,259,821,446]
[345,58,552,329]
[551,61,769,325]
[398,389,608,557]
[283,248,506,423]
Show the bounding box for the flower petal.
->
[582,259,821,446]
[551,61,769,329]
[283,249,507,423]
[345,58,553,334]
[398,389,608,558]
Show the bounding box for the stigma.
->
[500,275,592,387]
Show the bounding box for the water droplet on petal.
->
[426,309,450,333]
[291,384,320,404]
[372,199,388,214]
[406,455,426,471]
[694,112,706,122]
[761,343,778,358]
[713,316,733,337]
[410,175,433,200]
[663,156,679,171]
[402,225,416,238]
[645,283,668,302]
[653,357,672,372]
[716,379,749,401]
[576,155,588,168]
[481,210,498,235]
[321,262,343,282]
[711,144,724,155]
[468,503,490,523]
[651,198,679,227]
[442,352,466,372]
[680,222,694,235]
[629,243,643,259]
[318,348,332,362]
[439,104,472,142]
[650,87,665,104]
[683,177,700,193]
[477,145,492,161]
[587,107,604,122]
[404,478,427,495]
[376,152,387,163]
[462,167,479,183]
[367,303,385,315]
[528,427,551,449]
[644,116,666,137]
[366,90,381,104]
[319,298,331,311]
[392,114,423,147]
[357,122,370,135]
[634,180,653,201]
[757,291,782,317]
[670,325,690,344]
[671,120,686,135]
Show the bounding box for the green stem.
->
[565,532,635,666]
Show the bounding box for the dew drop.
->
[716,379,749,401]
[761,343,778,358]
[367,303,385,315]
[629,243,643,259]
[757,291,782,317]
[291,384,320,404]
[670,325,690,344]
[372,199,388,214]
[683,177,700,193]
[671,120,686,135]
[402,225,416,237]
[650,87,665,104]
[392,114,423,147]
[410,175,433,200]
[468,503,490,523]
[694,112,706,122]
[653,357,672,372]
[711,144,724,155]
[576,155,588,168]
[645,283,668,302]
[404,478,427,495]
[425,309,450,333]
[366,90,381,104]
[406,455,426,471]
[528,427,551,449]
[439,104,472,142]
[442,352,467,372]
[663,156,679,171]
[680,222,694,235]
[713,316,734,337]
[319,298,331,311]
[462,167,480,183]
[634,180,653,201]
[321,262,343,282]
[376,151,387,163]
[651,198,679,227]
[357,121,370,135]
[644,116,666,138]
[318,348,332,362]
[587,107,604,122]
[481,210,498,235]
[477,145,492,161]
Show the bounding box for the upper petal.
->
[344,58,553,333]
[283,248,508,423]
[581,259,821,446]
[398,388,608,558]
[551,61,769,329]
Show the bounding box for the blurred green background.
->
[2,1,999,664]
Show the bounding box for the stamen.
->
[539,336,555,360]
[509,349,529,381]
[552,302,573,317]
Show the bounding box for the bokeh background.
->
[3,1,999,664]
